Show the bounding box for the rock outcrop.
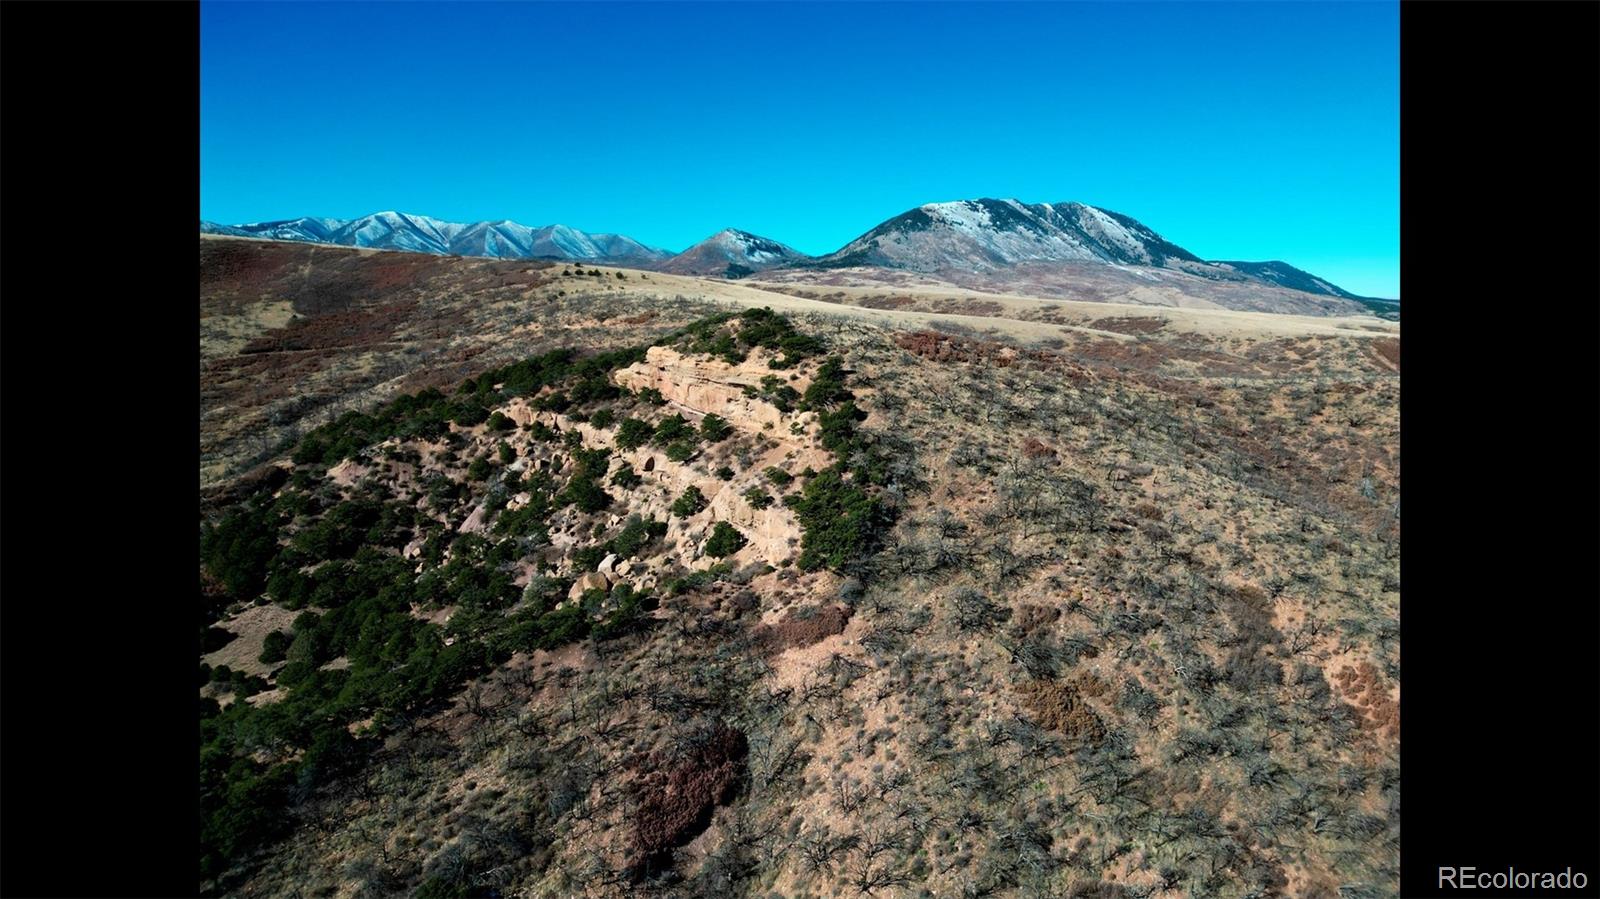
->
[614,346,813,430]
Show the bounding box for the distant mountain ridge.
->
[807,199,1210,273]
[200,212,671,265]
[655,228,808,277]
[202,199,1391,303]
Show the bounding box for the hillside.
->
[200,237,1399,898]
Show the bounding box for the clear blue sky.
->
[201,1,1399,297]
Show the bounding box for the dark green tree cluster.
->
[667,307,824,368]
[613,417,655,451]
[556,446,613,514]
[291,346,645,469]
[704,521,748,558]
[611,514,669,558]
[699,413,732,442]
[670,486,707,518]
[786,465,891,572]
[609,462,642,489]
[745,374,802,412]
[652,414,693,445]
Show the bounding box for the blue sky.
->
[201,1,1399,297]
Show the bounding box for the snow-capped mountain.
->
[806,199,1216,274]
[200,213,672,264]
[792,198,1387,302]
[201,216,346,244]
[656,228,809,277]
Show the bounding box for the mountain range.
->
[201,200,1394,304]
[201,211,672,267]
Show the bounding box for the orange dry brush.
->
[1334,661,1400,741]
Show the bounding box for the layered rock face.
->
[614,346,813,429]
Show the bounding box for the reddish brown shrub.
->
[859,294,917,310]
[892,331,1088,378]
[1071,671,1112,699]
[1013,603,1060,637]
[240,300,417,354]
[1017,678,1104,744]
[751,605,851,655]
[1087,315,1167,335]
[630,722,748,874]
[1371,338,1400,369]
[1022,437,1058,460]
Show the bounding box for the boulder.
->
[597,553,620,575]
[568,572,611,602]
[503,402,536,427]
[458,502,490,535]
